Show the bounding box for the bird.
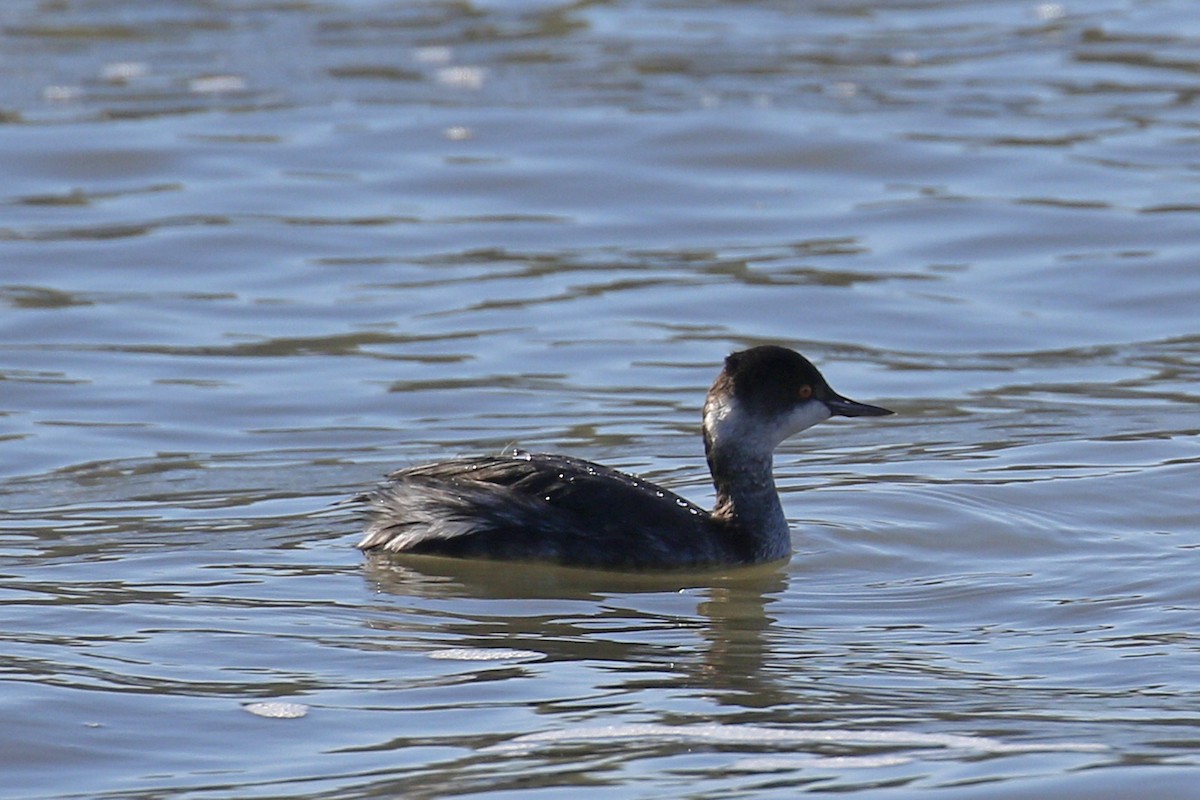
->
[352,345,892,570]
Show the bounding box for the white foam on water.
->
[487,723,1107,758]
[243,702,309,720]
[731,755,915,771]
[428,647,546,662]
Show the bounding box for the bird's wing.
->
[355,452,723,568]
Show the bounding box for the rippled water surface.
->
[2,1,1199,797]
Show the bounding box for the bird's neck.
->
[706,445,790,562]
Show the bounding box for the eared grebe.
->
[354,345,892,570]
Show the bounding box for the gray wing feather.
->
[352,453,730,567]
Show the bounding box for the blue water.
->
[2,1,1199,797]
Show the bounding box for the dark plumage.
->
[355,452,741,569]
[353,345,893,570]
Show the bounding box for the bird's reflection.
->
[361,553,791,708]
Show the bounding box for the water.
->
[2,0,1198,797]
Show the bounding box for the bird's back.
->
[355,451,741,568]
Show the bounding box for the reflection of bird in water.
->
[353,346,892,569]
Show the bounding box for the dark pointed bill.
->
[824,392,894,417]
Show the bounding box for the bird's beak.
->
[824,392,894,417]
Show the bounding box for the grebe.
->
[353,345,892,569]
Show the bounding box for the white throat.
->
[704,394,830,461]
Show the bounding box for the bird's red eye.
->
[799,384,813,400]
